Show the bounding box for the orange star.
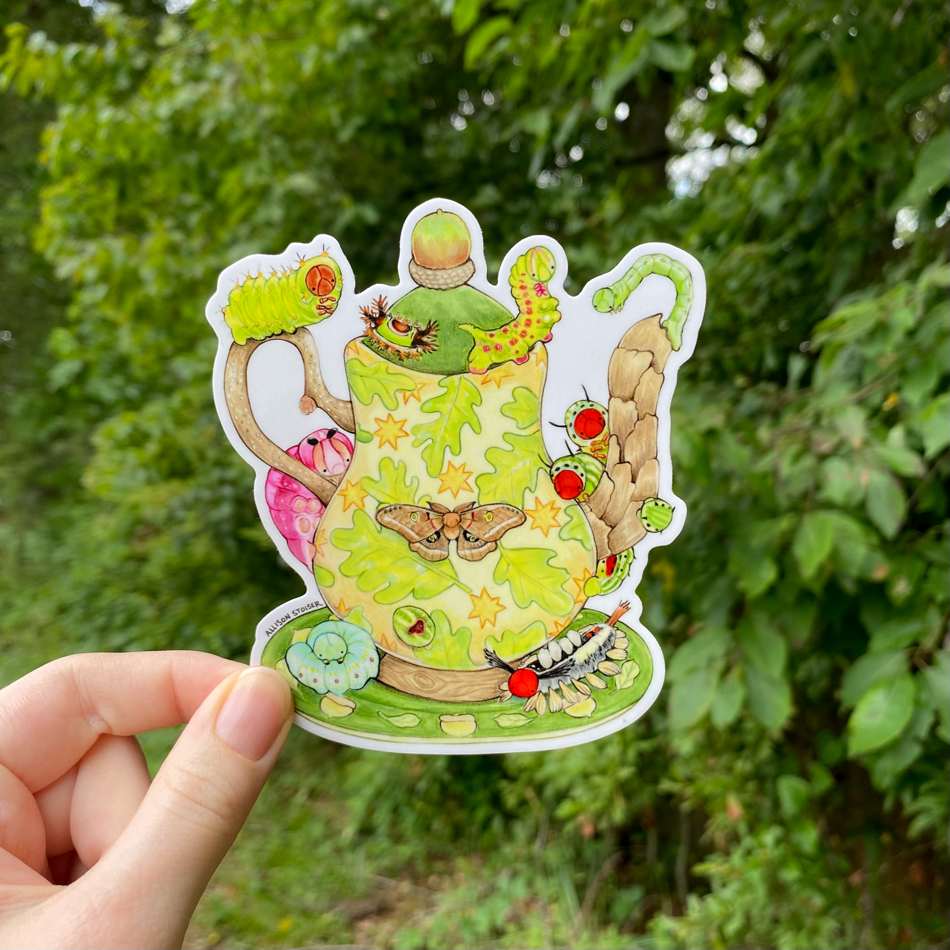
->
[437,461,474,498]
[402,383,426,405]
[524,497,562,537]
[336,597,350,615]
[535,346,548,368]
[548,616,572,638]
[479,365,515,389]
[313,528,329,558]
[572,567,594,603]
[339,479,368,511]
[373,413,409,449]
[468,587,506,629]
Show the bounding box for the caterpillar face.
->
[637,497,674,532]
[565,399,607,444]
[584,548,634,596]
[550,453,603,500]
[360,295,437,361]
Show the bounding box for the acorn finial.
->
[409,210,476,289]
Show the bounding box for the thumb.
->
[89,666,294,948]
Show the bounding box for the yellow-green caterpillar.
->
[224,252,342,345]
[592,253,692,350]
[464,246,561,373]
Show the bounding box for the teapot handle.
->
[223,328,354,504]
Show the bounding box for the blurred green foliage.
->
[1,0,947,947]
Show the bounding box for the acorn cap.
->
[409,210,475,290]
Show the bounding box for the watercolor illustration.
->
[206,199,705,754]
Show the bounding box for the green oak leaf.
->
[558,502,595,552]
[313,564,335,588]
[345,357,415,410]
[493,544,573,615]
[363,456,421,506]
[416,610,476,669]
[500,386,541,431]
[378,711,421,728]
[486,621,549,660]
[476,430,544,505]
[411,375,482,477]
[334,509,469,604]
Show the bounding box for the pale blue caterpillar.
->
[592,253,692,351]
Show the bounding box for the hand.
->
[0,652,294,949]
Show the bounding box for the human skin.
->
[0,652,294,949]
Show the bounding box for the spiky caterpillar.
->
[463,246,561,373]
[592,253,692,351]
[224,252,343,345]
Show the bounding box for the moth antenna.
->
[607,600,632,627]
[484,648,516,674]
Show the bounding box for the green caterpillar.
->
[224,252,343,345]
[464,246,561,373]
[592,253,692,351]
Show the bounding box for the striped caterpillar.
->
[223,251,343,345]
[592,253,693,351]
[486,602,632,714]
[463,246,561,373]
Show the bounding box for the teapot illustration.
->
[207,200,704,752]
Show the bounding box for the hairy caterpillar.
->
[487,602,632,714]
[464,246,561,373]
[224,251,343,345]
[592,253,692,351]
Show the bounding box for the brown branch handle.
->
[223,329,353,505]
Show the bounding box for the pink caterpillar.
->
[265,428,353,568]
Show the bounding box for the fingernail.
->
[215,667,292,761]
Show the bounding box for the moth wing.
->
[456,505,526,562]
[460,505,527,542]
[409,534,451,562]
[376,505,443,544]
[377,505,451,562]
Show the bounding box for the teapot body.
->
[314,339,596,670]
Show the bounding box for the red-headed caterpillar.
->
[486,602,632,714]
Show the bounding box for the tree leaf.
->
[493,544,573,614]
[792,511,836,579]
[737,615,787,679]
[667,626,731,682]
[745,666,792,731]
[728,536,778,598]
[913,392,950,458]
[465,16,512,70]
[648,39,695,72]
[776,775,811,818]
[865,470,906,538]
[334,509,468,604]
[345,358,416,410]
[710,670,745,728]
[669,664,720,730]
[847,674,916,756]
[412,375,482,477]
[363,456,421,506]
[451,0,482,34]
[840,651,908,707]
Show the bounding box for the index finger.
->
[0,651,244,792]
